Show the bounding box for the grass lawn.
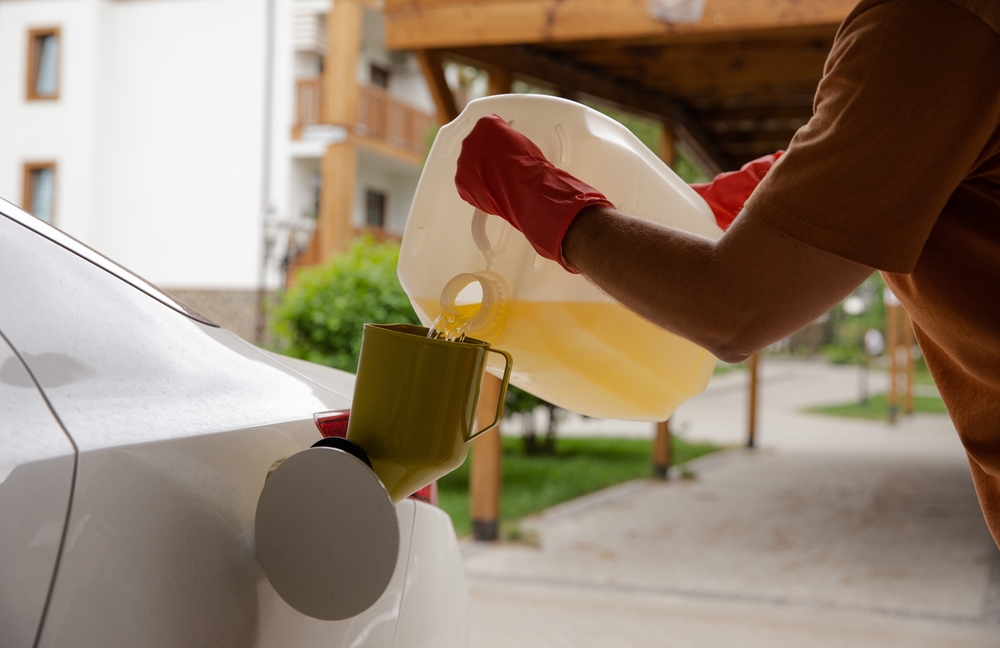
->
[713,360,744,376]
[804,392,948,420]
[438,435,719,538]
[914,366,936,386]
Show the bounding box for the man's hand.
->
[562,205,874,362]
[455,116,871,362]
[691,152,784,231]
[454,115,612,271]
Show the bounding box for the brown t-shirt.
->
[746,0,1000,544]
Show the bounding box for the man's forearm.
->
[562,205,873,362]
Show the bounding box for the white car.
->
[0,198,469,648]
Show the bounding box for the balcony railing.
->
[296,78,323,126]
[295,78,435,156]
[357,84,436,155]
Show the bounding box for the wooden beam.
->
[639,79,823,100]
[696,102,814,123]
[592,55,827,96]
[384,0,855,50]
[714,127,801,146]
[470,374,504,541]
[569,37,832,72]
[709,119,809,137]
[445,46,733,171]
[536,22,839,51]
[318,142,357,259]
[416,49,459,123]
[323,0,362,124]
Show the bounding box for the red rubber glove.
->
[455,114,613,272]
[690,151,784,231]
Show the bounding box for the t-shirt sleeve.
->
[744,0,1000,274]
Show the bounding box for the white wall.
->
[0,0,283,289]
[287,157,319,223]
[1,0,431,290]
[354,148,419,236]
[92,0,270,289]
[0,0,104,239]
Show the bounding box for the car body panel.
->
[0,211,350,452]
[396,503,470,647]
[35,426,422,648]
[0,202,470,647]
[0,334,75,648]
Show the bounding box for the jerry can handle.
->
[471,209,496,267]
[466,348,513,441]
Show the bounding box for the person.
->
[454,0,1000,546]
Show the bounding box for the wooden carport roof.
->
[383,0,859,174]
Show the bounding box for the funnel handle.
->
[471,209,496,267]
[467,348,513,441]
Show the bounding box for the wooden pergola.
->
[382,0,858,540]
[385,0,857,174]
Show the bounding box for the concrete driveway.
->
[466,359,1000,647]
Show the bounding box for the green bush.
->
[271,236,419,372]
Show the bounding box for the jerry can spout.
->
[439,271,510,341]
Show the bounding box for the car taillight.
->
[314,410,350,438]
[409,481,439,507]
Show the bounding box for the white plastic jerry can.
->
[398,94,723,421]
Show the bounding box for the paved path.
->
[467,358,1000,647]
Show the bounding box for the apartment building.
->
[289,0,435,267]
[0,0,436,339]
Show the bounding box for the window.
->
[307,170,321,220]
[370,64,390,90]
[365,190,386,229]
[23,162,56,224]
[27,28,60,100]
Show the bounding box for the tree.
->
[271,236,419,372]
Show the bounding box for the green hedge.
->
[271,236,419,372]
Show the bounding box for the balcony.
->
[295,78,436,157]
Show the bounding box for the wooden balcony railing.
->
[296,78,323,126]
[356,84,436,155]
[294,78,435,156]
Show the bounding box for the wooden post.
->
[659,118,676,169]
[318,143,357,259]
[747,352,760,448]
[886,303,899,423]
[652,117,677,474]
[470,374,503,541]
[323,0,362,126]
[313,0,362,260]
[467,69,514,541]
[903,310,915,415]
[487,67,513,96]
[653,418,672,479]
